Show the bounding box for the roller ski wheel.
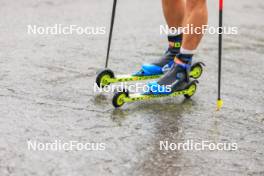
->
[184,80,198,99]
[190,62,205,79]
[96,69,115,88]
[112,89,129,108]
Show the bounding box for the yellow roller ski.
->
[112,80,198,108]
[96,62,204,88]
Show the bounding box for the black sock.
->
[168,34,183,52]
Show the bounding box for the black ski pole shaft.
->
[217,0,223,110]
[105,0,117,68]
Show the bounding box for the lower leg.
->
[162,0,185,28]
[173,0,208,76]
[181,0,208,50]
[162,0,186,52]
[154,0,186,64]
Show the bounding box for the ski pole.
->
[217,0,223,111]
[105,0,117,68]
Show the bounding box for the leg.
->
[162,0,185,28]
[182,0,208,50]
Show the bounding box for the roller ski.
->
[96,62,204,88]
[112,54,202,108]
[112,80,198,108]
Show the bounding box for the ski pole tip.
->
[216,99,223,111]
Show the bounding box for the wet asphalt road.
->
[0,0,264,175]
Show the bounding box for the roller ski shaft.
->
[96,62,205,88]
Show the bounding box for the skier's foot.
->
[145,53,193,95]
